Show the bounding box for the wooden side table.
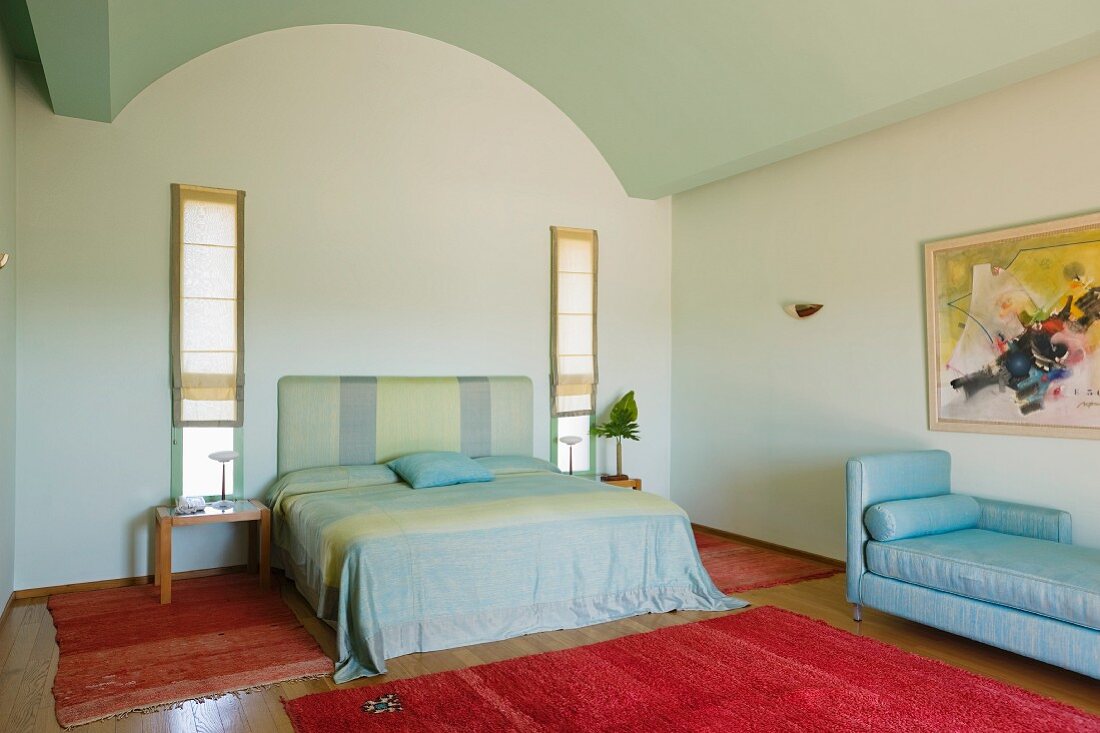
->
[601,477,642,491]
[154,498,271,604]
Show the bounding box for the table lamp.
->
[209,450,239,510]
[559,436,582,475]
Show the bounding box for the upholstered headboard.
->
[277,376,534,476]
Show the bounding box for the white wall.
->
[672,55,1100,560]
[0,21,16,607]
[14,25,671,589]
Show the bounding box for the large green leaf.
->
[609,391,637,424]
[591,391,640,441]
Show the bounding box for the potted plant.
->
[591,391,639,480]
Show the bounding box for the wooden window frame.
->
[170,183,246,428]
[550,225,598,418]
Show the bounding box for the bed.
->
[268,376,745,682]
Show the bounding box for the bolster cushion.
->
[864,494,981,541]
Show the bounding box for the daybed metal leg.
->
[852,603,862,622]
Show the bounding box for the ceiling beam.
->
[0,0,40,63]
[26,0,111,122]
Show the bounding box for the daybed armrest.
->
[972,497,1072,544]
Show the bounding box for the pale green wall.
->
[13,25,671,589]
[0,19,15,607]
[671,55,1100,559]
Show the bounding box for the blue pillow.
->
[474,455,561,476]
[388,451,494,489]
[864,494,980,541]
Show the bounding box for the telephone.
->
[176,496,207,515]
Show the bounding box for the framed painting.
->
[925,210,1100,439]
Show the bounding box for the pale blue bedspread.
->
[267,466,744,681]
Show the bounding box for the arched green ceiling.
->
[14,0,1100,198]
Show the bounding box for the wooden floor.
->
[1,567,1097,731]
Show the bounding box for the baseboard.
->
[692,523,845,569]
[13,564,250,600]
[0,592,12,631]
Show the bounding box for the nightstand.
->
[601,477,642,491]
[153,499,271,604]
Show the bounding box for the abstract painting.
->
[925,211,1100,439]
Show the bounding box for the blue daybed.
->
[846,449,1099,679]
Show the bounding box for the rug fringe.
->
[62,672,332,729]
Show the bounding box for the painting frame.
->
[925,210,1100,440]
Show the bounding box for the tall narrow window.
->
[550,226,597,473]
[171,184,245,497]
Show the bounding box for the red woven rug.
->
[694,529,840,592]
[48,573,331,728]
[284,606,1099,732]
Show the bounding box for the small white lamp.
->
[559,436,582,475]
[208,450,239,510]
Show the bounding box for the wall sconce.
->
[784,303,822,319]
[0,253,8,270]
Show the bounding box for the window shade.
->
[171,184,245,427]
[551,226,598,416]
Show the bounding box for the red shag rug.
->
[694,529,840,592]
[48,573,331,728]
[284,606,1100,733]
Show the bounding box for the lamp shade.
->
[559,436,582,446]
[209,450,239,463]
